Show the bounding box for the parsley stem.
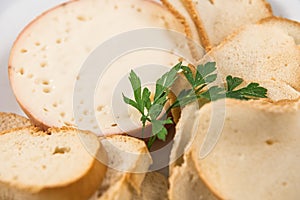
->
[147,135,157,149]
[165,103,177,116]
[141,123,145,139]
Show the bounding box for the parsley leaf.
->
[200,86,226,101]
[154,62,182,102]
[226,76,268,100]
[182,62,217,91]
[148,118,173,149]
[142,87,151,111]
[123,62,268,149]
[122,94,140,111]
[199,76,268,101]
[226,76,243,91]
[123,63,181,149]
[152,118,172,141]
[149,104,164,120]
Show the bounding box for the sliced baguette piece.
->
[132,172,168,200]
[169,81,299,172]
[168,154,216,200]
[169,61,300,198]
[0,127,107,200]
[0,112,31,133]
[259,16,300,44]
[187,98,300,200]
[98,171,168,200]
[169,102,199,171]
[182,0,273,50]
[97,135,152,200]
[97,176,133,200]
[9,0,193,135]
[200,17,300,90]
[168,17,300,124]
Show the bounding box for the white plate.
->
[0,0,299,115]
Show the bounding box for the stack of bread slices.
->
[2,0,299,199]
[167,2,300,200]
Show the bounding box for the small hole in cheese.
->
[77,16,87,21]
[97,105,104,112]
[56,39,62,44]
[19,68,24,75]
[40,62,47,68]
[43,88,51,94]
[60,112,66,118]
[41,46,47,51]
[27,74,33,79]
[20,49,28,53]
[42,80,49,85]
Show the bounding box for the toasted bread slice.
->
[132,172,168,200]
[0,127,106,200]
[169,102,199,171]
[186,98,300,200]
[168,154,217,200]
[260,16,300,43]
[0,112,31,133]
[169,17,300,124]
[181,0,273,50]
[169,81,299,174]
[97,135,152,200]
[200,17,300,90]
[9,0,190,135]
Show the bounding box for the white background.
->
[0,0,300,115]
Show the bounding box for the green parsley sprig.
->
[123,62,267,149]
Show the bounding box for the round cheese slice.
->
[9,0,199,135]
